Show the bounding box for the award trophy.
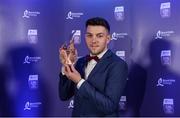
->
[61,39,77,65]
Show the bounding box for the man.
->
[59,17,128,116]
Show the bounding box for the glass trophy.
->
[61,39,77,65]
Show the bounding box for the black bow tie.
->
[87,55,100,62]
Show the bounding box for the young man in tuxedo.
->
[59,17,128,116]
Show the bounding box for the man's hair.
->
[86,17,110,33]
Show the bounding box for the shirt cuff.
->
[77,79,85,89]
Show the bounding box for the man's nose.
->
[92,36,97,42]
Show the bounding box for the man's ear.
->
[106,34,111,44]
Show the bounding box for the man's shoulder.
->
[75,56,87,66]
[77,56,86,62]
[109,51,126,63]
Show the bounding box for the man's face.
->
[85,25,110,55]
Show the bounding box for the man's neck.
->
[90,48,108,59]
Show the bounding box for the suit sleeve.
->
[77,61,128,115]
[58,72,75,101]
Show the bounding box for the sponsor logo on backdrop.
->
[66,11,83,20]
[161,50,171,65]
[24,101,42,110]
[72,30,81,44]
[111,32,128,40]
[155,30,175,39]
[28,75,38,89]
[119,96,127,110]
[68,99,74,109]
[23,56,41,64]
[157,78,164,86]
[28,29,38,44]
[160,2,171,18]
[22,10,40,18]
[163,98,174,114]
[157,77,175,87]
[114,6,124,21]
[116,51,125,61]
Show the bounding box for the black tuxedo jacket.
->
[59,49,128,116]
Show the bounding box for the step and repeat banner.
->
[0,0,180,117]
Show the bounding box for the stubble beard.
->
[89,47,106,56]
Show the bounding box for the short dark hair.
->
[86,17,110,33]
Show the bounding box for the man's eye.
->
[97,35,103,38]
[86,35,92,38]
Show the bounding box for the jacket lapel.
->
[76,57,88,79]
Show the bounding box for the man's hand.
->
[64,64,82,84]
